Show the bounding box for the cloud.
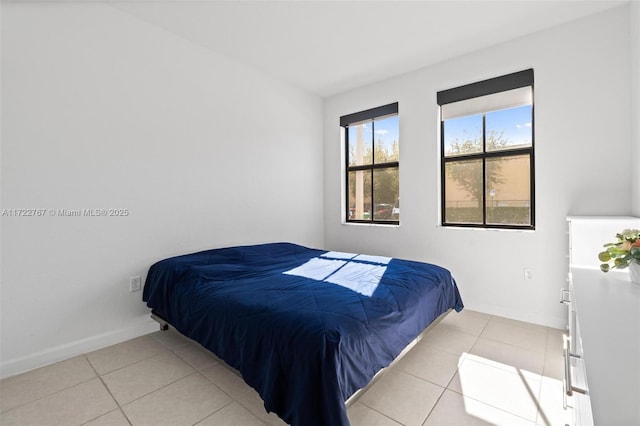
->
[516,122,532,129]
[375,129,389,135]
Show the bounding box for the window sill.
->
[440,224,535,233]
[343,221,400,228]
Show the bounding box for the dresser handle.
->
[563,334,587,408]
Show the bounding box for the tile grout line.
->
[441,386,539,425]
[189,367,244,424]
[88,338,170,377]
[168,343,262,426]
[422,314,489,425]
[232,396,273,426]
[91,348,192,410]
[189,400,240,426]
[478,335,548,354]
[401,314,485,425]
[419,385,448,426]
[448,316,541,423]
[451,315,549,425]
[0,365,99,417]
[114,370,200,408]
[531,326,552,426]
[535,327,551,425]
[156,330,271,425]
[441,325,482,391]
[81,353,133,426]
[536,326,563,426]
[2,345,170,421]
[354,398,405,426]
[0,378,98,417]
[87,346,208,424]
[476,314,550,355]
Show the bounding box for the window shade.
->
[440,86,532,120]
[437,68,533,120]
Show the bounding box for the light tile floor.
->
[0,310,574,426]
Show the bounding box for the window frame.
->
[341,102,399,225]
[438,70,535,230]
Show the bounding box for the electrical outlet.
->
[130,276,141,292]
[523,268,533,280]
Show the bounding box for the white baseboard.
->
[462,303,567,330]
[1,316,159,379]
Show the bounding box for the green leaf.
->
[614,257,629,268]
[598,251,611,262]
[600,263,610,272]
[608,248,628,256]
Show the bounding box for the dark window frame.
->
[438,69,535,230]
[341,102,399,225]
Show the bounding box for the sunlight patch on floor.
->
[456,352,573,426]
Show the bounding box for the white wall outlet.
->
[523,268,533,280]
[130,276,141,292]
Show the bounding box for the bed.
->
[143,242,463,425]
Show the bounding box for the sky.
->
[348,104,531,160]
[444,105,532,154]
[348,115,399,163]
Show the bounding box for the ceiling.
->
[105,0,626,97]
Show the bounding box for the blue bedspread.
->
[143,242,463,425]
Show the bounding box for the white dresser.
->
[565,216,640,426]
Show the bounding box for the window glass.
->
[485,105,532,152]
[348,122,373,167]
[444,159,483,224]
[485,155,531,226]
[443,114,482,157]
[373,167,399,221]
[373,115,399,164]
[347,170,372,221]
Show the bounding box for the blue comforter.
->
[143,242,463,425]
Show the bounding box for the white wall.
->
[323,6,632,328]
[632,1,640,216]
[0,2,324,377]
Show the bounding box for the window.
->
[438,69,534,229]
[341,103,399,224]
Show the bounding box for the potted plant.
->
[598,229,640,284]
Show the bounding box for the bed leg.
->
[150,311,169,331]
